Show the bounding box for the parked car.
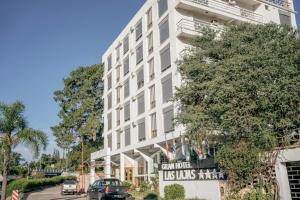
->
[86,178,134,200]
[61,180,77,195]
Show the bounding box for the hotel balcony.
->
[175,0,263,24]
[177,18,224,39]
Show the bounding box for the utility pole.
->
[81,138,85,193]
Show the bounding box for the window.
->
[137,67,144,89]
[117,131,121,149]
[124,101,130,122]
[137,92,145,115]
[107,113,112,131]
[107,74,112,90]
[147,32,153,54]
[124,126,131,146]
[107,93,112,110]
[150,113,157,138]
[116,108,120,126]
[107,55,112,71]
[123,35,129,55]
[116,66,120,82]
[138,119,146,142]
[149,58,155,81]
[107,134,112,150]
[149,85,156,109]
[116,46,120,62]
[123,56,129,76]
[162,74,173,103]
[136,19,143,41]
[124,79,130,99]
[160,44,171,72]
[116,87,121,104]
[279,11,291,26]
[159,16,169,44]
[158,0,168,18]
[163,106,174,133]
[147,7,152,29]
[136,43,143,65]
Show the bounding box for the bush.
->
[122,180,132,188]
[6,176,76,198]
[139,181,149,192]
[164,184,185,200]
[144,192,158,200]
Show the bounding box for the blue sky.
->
[0,0,299,161]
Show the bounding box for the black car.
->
[86,178,134,200]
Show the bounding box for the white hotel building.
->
[91,0,297,188]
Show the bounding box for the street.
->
[25,186,86,200]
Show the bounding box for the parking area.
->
[25,186,86,200]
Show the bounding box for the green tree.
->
[51,64,104,170]
[175,23,300,194]
[0,101,48,199]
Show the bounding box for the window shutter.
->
[147,8,152,29]
[117,132,121,149]
[125,127,131,146]
[158,0,168,18]
[162,76,172,103]
[124,102,130,121]
[108,134,112,149]
[124,80,130,98]
[148,32,153,53]
[138,120,146,141]
[149,58,154,80]
[123,56,129,76]
[279,11,291,26]
[160,45,171,72]
[136,20,143,41]
[137,67,144,89]
[136,43,143,64]
[107,55,112,71]
[107,113,112,130]
[159,17,169,44]
[138,93,145,115]
[123,35,129,54]
[108,75,112,90]
[150,85,156,109]
[163,107,174,133]
[107,93,112,109]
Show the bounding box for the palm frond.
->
[14,128,48,158]
[0,101,27,133]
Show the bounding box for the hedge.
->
[164,184,185,200]
[6,176,76,198]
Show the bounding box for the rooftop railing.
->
[183,0,263,23]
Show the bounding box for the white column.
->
[90,160,96,184]
[120,153,125,181]
[134,149,153,182]
[147,158,153,182]
[105,148,111,178]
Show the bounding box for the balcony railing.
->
[182,0,263,23]
[262,0,290,9]
[177,18,223,37]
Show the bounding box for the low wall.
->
[159,171,221,200]
[158,162,223,200]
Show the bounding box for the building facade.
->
[91,0,297,190]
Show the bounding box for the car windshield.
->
[102,180,121,186]
[63,180,76,184]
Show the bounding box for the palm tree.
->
[0,101,48,200]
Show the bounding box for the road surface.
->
[25,186,86,200]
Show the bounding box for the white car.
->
[61,180,77,195]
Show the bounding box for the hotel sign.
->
[159,162,226,181]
